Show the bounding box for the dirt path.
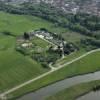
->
[0,49,100,99]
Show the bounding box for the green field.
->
[0,11,58,92]
[0,34,15,50]
[0,11,99,100]
[0,11,66,36]
[8,50,100,99]
[0,49,49,92]
[46,80,100,100]
[0,11,69,94]
[0,11,86,43]
[0,34,49,92]
[60,31,87,43]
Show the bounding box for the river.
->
[17,71,100,100]
[77,91,100,100]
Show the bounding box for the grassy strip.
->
[54,49,86,67]
[32,36,50,48]
[6,50,100,99]
[46,80,100,100]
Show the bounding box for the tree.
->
[24,32,30,40]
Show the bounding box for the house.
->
[35,34,44,39]
[21,43,33,48]
[35,30,53,40]
[45,36,53,40]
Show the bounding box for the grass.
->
[0,11,59,93]
[0,11,86,43]
[0,11,98,100]
[54,49,86,67]
[8,50,100,100]
[0,11,70,94]
[0,34,15,50]
[0,34,50,94]
[60,31,87,43]
[0,10,69,93]
[0,11,67,36]
[46,80,100,100]
[32,36,50,48]
[0,49,48,92]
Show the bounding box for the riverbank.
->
[5,50,100,100]
[46,80,100,100]
[17,71,100,100]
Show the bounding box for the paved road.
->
[0,49,100,99]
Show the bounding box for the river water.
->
[77,91,100,100]
[17,71,100,100]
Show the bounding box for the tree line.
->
[0,1,100,39]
